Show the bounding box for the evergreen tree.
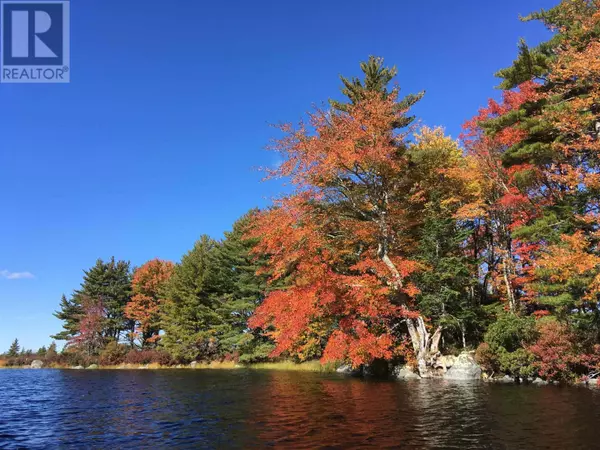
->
[161,236,224,362]
[76,258,133,342]
[330,55,424,129]
[481,0,600,313]
[209,211,274,361]
[51,294,83,341]
[37,346,47,356]
[407,127,485,349]
[7,338,20,357]
[53,258,133,344]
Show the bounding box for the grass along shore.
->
[0,358,339,372]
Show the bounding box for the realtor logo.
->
[1,1,70,83]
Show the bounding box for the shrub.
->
[477,313,538,378]
[484,314,537,352]
[528,320,581,383]
[5,355,34,367]
[99,341,129,366]
[238,342,276,364]
[496,347,535,378]
[475,342,497,373]
[61,348,97,367]
[124,349,172,365]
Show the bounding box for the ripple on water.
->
[1,370,599,449]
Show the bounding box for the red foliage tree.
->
[68,296,106,355]
[528,321,581,383]
[248,92,443,370]
[456,82,542,311]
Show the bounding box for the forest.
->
[5,0,600,384]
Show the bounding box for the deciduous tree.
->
[125,259,174,347]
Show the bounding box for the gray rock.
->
[336,364,362,376]
[437,355,457,371]
[393,365,421,380]
[72,365,84,370]
[190,361,198,368]
[443,352,481,380]
[86,364,98,370]
[336,364,352,374]
[30,360,44,369]
[532,377,548,386]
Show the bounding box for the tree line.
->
[14,0,600,382]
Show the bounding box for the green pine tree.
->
[53,258,133,344]
[51,294,83,341]
[7,338,20,357]
[161,236,224,362]
[76,257,133,342]
[209,211,274,361]
[414,209,485,349]
[330,55,424,129]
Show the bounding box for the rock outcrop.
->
[442,352,481,380]
[336,364,362,376]
[30,360,44,369]
[393,365,421,380]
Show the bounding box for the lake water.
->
[1,369,599,449]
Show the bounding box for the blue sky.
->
[0,0,556,352]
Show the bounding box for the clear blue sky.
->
[0,0,556,352]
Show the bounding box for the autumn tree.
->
[462,1,600,321]
[249,57,474,374]
[68,296,106,355]
[125,259,174,348]
[459,81,541,314]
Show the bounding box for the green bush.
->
[496,347,535,378]
[477,313,538,377]
[484,314,537,352]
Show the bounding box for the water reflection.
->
[1,370,599,449]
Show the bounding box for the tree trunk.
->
[502,257,517,313]
[377,238,443,377]
[406,317,443,377]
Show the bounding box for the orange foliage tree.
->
[248,58,468,373]
[125,259,174,347]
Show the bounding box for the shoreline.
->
[2,361,599,389]
[0,360,338,373]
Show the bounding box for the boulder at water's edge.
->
[393,365,421,380]
[443,352,481,380]
[336,364,362,377]
[30,360,44,369]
